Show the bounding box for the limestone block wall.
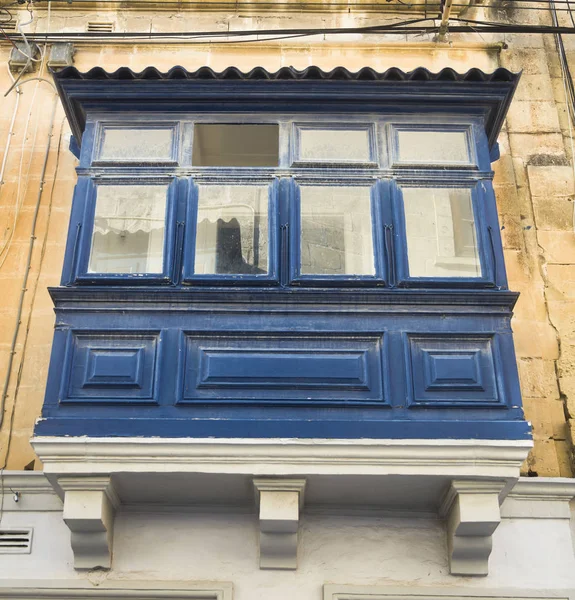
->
[0,5,574,477]
[498,35,575,477]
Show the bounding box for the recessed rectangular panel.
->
[180,334,386,405]
[63,331,160,403]
[192,124,279,167]
[396,129,471,165]
[84,348,144,387]
[406,334,501,406]
[99,127,175,161]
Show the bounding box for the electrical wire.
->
[549,0,575,232]
[0,69,42,267]
[0,72,21,198]
[0,18,573,43]
[0,106,61,481]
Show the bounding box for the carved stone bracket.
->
[253,478,306,570]
[440,479,507,576]
[59,476,119,570]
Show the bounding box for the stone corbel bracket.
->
[439,479,507,576]
[59,476,119,570]
[253,478,306,570]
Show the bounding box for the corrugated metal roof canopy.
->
[53,65,521,148]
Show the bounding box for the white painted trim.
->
[509,477,575,500]
[0,472,62,512]
[0,580,232,600]
[323,585,572,600]
[501,477,575,519]
[32,438,532,478]
[0,472,53,494]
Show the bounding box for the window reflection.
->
[300,186,374,276]
[403,187,481,278]
[298,128,371,162]
[88,185,167,274]
[397,130,470,164]
[99,128,174,161]
[194,185,269,275]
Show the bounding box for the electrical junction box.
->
[8,42,40,72]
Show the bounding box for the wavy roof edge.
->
[53,65,520,83]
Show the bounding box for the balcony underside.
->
[32,437,532,511]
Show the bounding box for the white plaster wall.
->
[1,508,574,599]
[0,510,78,579]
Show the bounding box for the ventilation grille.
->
[86,21,114,33]
[0,528,33,554]
[0,19,17,31]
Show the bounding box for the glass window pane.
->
[403,187,481,278]
[88,185,167,274]
[300,186,374,276]
[193,124,279,167]
[397,130,470,164]
[99,128,174,161]
[194,185,269,275]
[299,128,370,162]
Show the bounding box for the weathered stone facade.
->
[0,1,574,480]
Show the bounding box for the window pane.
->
[193,124,279,167]
[403,187,481,278]
[88,185,167,274]
[300,186,374,276]
[299,128,370,162]
[397,130,470,164]
[99,128,174,161]
[194,185,269,275]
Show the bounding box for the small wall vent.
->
[86,22,114,33]
[0,528,33,554]
[0,19,17,31]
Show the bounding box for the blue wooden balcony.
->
[34,66,530,443]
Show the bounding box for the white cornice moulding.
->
[502,477,575,519]
[253,478,306,570]
[31,438,532,478]
[440,479,506,577]
[0,471,62,511]
[60,476,119,570]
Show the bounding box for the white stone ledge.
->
[502,477,575,519]
[32,437,532,477]
[0,471,62,512]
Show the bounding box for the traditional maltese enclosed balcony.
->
[32,65,531,576]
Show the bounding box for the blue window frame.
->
[183,177,280,285]
[62,113,506,291]
[70,178,181,285]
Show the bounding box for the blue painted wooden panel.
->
[405,334,502,407]
[34,288,531,440]
[180,334,386,405]
[62,331,161,403]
